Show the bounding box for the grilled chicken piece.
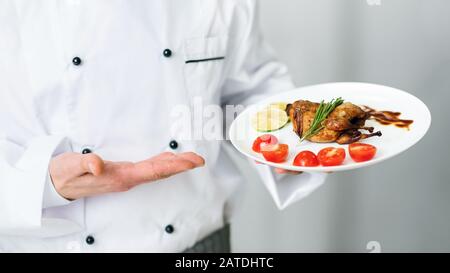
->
[286,100,382,144]
[324,102,369,131]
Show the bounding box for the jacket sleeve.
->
[0,136,84,237]
[221,0,327,210]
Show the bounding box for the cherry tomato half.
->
[261,144,289,163]
[317,147,346,166]
[252,134,279,153]
[349,142,377,162]
[293,151,320,167]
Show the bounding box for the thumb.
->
[79,153,105,176]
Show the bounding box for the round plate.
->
[229,82,431,172]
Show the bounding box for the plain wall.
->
[231,0,450,252]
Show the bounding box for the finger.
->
[124,152,204,184]
[53,152,104,179]
[80,153,105,176]
[274,168,303,175]
[152,152,204,166]
[274,168,288,174]
[149,152,176,161]
[131,157,200,183]
[177,152,205,167]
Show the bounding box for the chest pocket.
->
[183,35,228,101]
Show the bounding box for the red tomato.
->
[349,142,377,162]
[317,147,346,166]
[293,151,320,167]
[252,134,278,153]
[261,144,289,163]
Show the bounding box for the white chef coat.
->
[0,0,326,252]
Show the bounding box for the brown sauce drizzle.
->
[362,106,414,130]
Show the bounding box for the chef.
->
[0,0,326,252]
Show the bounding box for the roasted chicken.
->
[286,100,382,144]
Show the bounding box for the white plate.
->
[229,82,431,172]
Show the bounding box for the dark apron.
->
[183,224,231,253]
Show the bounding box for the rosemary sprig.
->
[300,97,344,142]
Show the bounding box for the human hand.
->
[254,161,302,175]
[49,151,205,200]
[274,168,303,175]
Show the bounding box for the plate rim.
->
[229,82,432,172]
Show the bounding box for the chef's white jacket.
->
[0,0,326,252]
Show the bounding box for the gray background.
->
[231,0,450,252]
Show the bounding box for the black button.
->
[85,235,95,245]
[169,140,178,150]
[72,56,82,66]
[165,225,174,234]
[163,49,172,58]
[81,148,92,154]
